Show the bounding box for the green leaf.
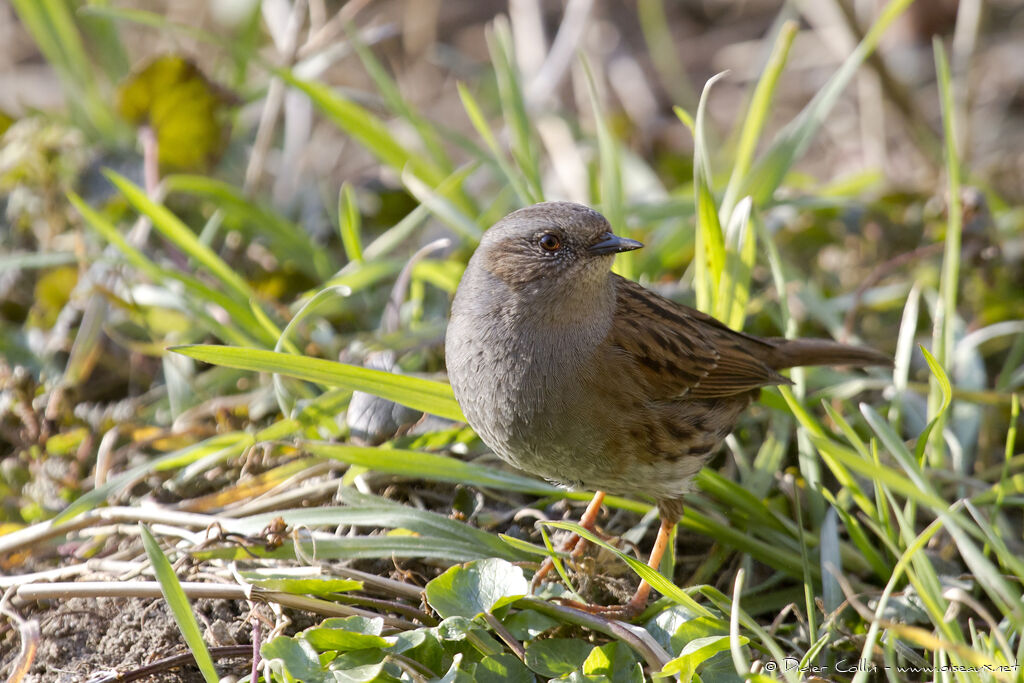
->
[304,616,390,651]
[425,558,529,619]
[660,635,738,679]
[139,525,219,682]
[583,642,643,683]
[230,494,529,561]
[582,58,630,280]
[169,345,465,422]
[261,636,326,682]
[68,192,268,346]
[116,55,233,169]
[457,82,536,205]
[524,638,594,677]
[474,653,535,683]
[503,609,560,640]
[0,251,77,272]
[915,345,953,462]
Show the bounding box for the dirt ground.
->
[2,597,254,682]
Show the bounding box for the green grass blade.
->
[303,443,558,496]
[401,167,484,241]
[488,17,543,203]
[337,183,364,263]
[688,72,728,314]
[272,286,349,416]
[457,82,536,204]
[164,174,336,279]
[543,521,718,620]
[140,525,219,682]
[170,345,465,421]
[582,58,630,280]
[719,196,755,329]
[232,496,529,561]
[742,0,916,205]
[104,170,259,306]
[916,346,953,463]
[10,0,120,139]
[68,192,268,346]
[720,20,798,223]
[927,38,963,465]
[347,24,452,172]
[280,69,451,198]
[196,534,494,563]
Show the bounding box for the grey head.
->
[468,202,643,308]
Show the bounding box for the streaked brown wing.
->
[610,275,790,399]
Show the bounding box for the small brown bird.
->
[445,202,889,616]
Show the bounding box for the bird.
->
[444,202,890,617]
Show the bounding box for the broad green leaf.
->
[170,345,465,421]
[424,558,529,619]
[583,642,643,683]
[524,638,594,677]
[304,616,390,651]
[474,653,534,683]
[261,636,324,682]
[503,609,560,640]
[660,635,738,678]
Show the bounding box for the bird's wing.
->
[610,275,790,399]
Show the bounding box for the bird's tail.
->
[763,338,892,370]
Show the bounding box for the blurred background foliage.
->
[1,0,1023,680]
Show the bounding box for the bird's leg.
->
[530,490,607,590]
[558,514,676,620]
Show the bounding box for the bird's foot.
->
[552,596,647,621]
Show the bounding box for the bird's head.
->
[473,202,642,300]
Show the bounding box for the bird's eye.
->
[539,233,561,252]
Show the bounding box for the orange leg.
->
[559,514,676,620]
[530,491,607,590]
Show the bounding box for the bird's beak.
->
[588,232,644,255]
